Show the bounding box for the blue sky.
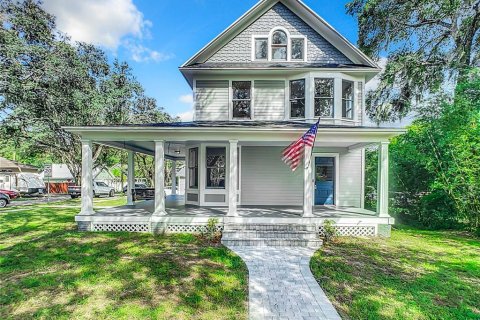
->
[42,0,362,121]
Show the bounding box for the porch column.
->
[227,140,238,217]
[377,141,390,217]
[153,140,166,215]
[80,139,94,215]
[127,150,135,205]
[303,146,314,217]
[171,160,177,195]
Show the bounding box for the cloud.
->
[125,42,174,62]
[42,0,147,49]
[176,110,194,122]
[365,57,388,92]
[178,94,194,105]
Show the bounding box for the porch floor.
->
[93,195,378,219]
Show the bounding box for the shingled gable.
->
[180,0,379,69]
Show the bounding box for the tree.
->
[347,0,480,123]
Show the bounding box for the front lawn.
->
[0,199,248,319]
[311,227,480,320]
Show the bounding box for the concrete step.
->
[221,238,323,248]
[223,223,317,232]
[222,230,318,240]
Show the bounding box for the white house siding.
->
[357,81,363,124]
[241,146,303,205]
[207,3,351,64]
[195,80,229,120]
[338,149,362,207]
[254,80,285,120]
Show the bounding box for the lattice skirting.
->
[92,223,150,232]
[166,224,224,233]
[318,225,376,237]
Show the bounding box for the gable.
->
[207,3,352,64]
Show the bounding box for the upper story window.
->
[271,30,287,60]
[314,78,334,117]
[232,81,252,119]
[290,79,305,118]
[342,80,354,119]
[253,28,306,62]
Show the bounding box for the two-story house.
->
[66,0,404,240]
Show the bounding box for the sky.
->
[41,0,375,122]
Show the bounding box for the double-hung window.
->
[206,147,226,189]
[342,80,354,119]
[291,38,304,60]
[232,81,252,119]
[188,148,198,189]
[271,30,287,60]
[314,78,334,117]
[290,79,305,118]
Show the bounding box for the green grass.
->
[0,198,248,320]
[310,226,480,320]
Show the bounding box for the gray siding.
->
[357,82,363,124]
[241,146,303,205]
[195,80,229,120]
[254,80,285,120]
[338,149,362,207]
[208,3,351,64]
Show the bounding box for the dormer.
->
[179,0,380,126]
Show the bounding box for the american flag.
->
[282,120,320,171]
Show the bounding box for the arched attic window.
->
[271,30,288,60]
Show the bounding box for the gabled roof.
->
[0,157,39,173]
[181,0,378,69]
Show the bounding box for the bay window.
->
[206,147,226,188]
[232,81,251,119]
[342,80,354,119]
[290,79,305,118]
[314,78,334,117]
[188,148,198,188]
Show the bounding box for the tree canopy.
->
[0,0,176,182]
[347,0,480,123]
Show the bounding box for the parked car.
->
[0,193,10,208]
[0,189,20,199]
[68,181,115,199]
[122,183,148,194]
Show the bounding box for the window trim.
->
[231,80,252,120]
[314,78,335,118]
[342,80,355,119]
[205,146,227,189]
[289,78,306,119]
[251,28,307,62]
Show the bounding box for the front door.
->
[314,157,335,205]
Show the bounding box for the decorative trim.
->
[318,225,376,237]
[92,223,150,232]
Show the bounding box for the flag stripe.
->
[281,120,319,171]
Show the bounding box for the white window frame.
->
[251,27,307,62]
[311,152,340,206]
[341,79,355,120]
[288,78,307,119]
[313,77,335,118]
[231,80,253,120]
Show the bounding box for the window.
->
[188,148,198,188]
[314,78,334,117]
[290,79,305,118]
[232,81,252,119]
[96,182,108,187]
[271,30,287,60]
[254,38,268,60]
[206,147,226,188]
[342,80,354,119]
[291,38,304,60]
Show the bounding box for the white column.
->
[303,146,314,217]
[153,140,166,215]
[377,141,390,217]
[227,140,238,217]
[127,150,135,205]
[171,160,177,195]
[80,139,94,215]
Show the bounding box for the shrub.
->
[200,218,221,244]
[322,219,338,243]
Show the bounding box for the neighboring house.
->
[40,164,75,194]
[0,157,45,194]
[66,0,404,236]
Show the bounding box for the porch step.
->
[222,238,323,248]
[223,223,317,232]
[222,230,318,240]
[221,223,322,248]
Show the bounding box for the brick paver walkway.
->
[229,246,341,320]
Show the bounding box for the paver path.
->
[228,246,341,320]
